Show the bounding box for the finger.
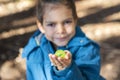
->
[64,50,72,59]
[57,57,68,67]
[49,54,57,66]
[49,54,64,69]
[59,57,72,67]
[49,54,62,67]
[61,50,72,66]
[52,55,63,67]
[49,54,52,62]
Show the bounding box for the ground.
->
[0,0,120,80]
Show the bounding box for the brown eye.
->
[47,23,55,27]
[64,20,72,25]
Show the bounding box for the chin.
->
[56,43,68,47]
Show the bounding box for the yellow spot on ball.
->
[55,50,66,58]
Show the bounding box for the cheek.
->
[44,27,53,35]
[45,30,54,40]
[66,27,75,34]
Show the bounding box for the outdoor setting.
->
[0,0,120,80]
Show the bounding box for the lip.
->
[55,36,68,41]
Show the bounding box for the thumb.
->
[64,50,72,59]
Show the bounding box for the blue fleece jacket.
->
[22,26,105,80]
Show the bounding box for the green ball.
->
[55,50,66,58]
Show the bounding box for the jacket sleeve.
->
[52,62,85,80]
[52,43,104,80]
[26,62,34,80]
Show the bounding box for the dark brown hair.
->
[36,0,78,23]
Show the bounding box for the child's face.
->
[38,4,77,47]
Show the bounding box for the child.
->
[22,0,105,80]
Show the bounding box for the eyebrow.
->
[45,17,73,23]
[63,18,73,21]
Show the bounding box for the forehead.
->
[44,3,70,13]
[43,4,73,21]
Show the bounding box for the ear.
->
[36,20,45,33]
[74,19,78,27]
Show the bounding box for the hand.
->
[49,50,72,70]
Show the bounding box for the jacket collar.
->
[22,30,42,58]
[67,26,90,47]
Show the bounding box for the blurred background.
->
[0,0,120,80]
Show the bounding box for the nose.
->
[56,24,65,34]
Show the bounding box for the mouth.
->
[55,36,68,41]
